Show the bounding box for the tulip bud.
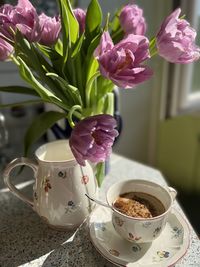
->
[120,4,147,35]
[39,13,61,46]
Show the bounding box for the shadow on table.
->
[42,222,114,267]
[0,183,75,267]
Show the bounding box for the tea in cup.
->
[106,179,177,243]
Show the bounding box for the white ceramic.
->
[3,140,97,230]
[89,206,190,267]
[106,180,177,243]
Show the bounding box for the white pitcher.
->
[3,140,97,230]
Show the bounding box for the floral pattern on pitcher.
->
[34,191,38,201]
[65,200,80,214]
[58,171,67,179]
[43,178,52,193]
[81,175,89,185]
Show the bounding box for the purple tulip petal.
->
[95,32,153,88]
[0,37,13,61]
[69,114,118,166]
[0,0,42,42]
[156,8,200,63]
[94,31,114,58]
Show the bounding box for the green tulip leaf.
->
[46,73,82,106]
[0,99,42,109]
[86,0,102,35]
[0,86,39,96]
[57,0,79,62]
[17,57,60,102]
[71,33,84,58]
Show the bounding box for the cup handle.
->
[168,186,177,201]
[3,157,38,207]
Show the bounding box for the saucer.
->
[89,206,190,267]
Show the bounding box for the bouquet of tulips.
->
[0,0,199,185]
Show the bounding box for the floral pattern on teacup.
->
[132,244,141,252]
[128,233,142,241]
[114,216,124,227]
[109,249,120,257]
[142,221,152,228]
[81,175,89,185]
[153,226,162,237]
[171,226,183,239]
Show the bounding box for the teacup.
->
[106,179,177,243]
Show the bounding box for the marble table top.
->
[0,153,200,267]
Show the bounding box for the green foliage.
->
[1,0,122,185]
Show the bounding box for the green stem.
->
[111,27,123,40]
[96,162,105,187]
[149,37,158,57]
[75,54,84,103]
[150,50,158,57]
[86,71,100,108]
[104,13,110,31]
[105,92,114,115]
[68,105,82,128]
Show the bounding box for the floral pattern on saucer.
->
[109,249,120,257]
[153,250,170,262]
[171,226,183,239]
[89,207,190,267]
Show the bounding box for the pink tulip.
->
[39,13,61,46]
[0,0,41,42]
[94,31,153,88]
[0,37,13,61]
[0,4,16,39]
[69,114,118,166]
[120,4,147,35]
[73,8,86,33]
[156,8,200,64]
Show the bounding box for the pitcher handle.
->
[3,157,38,207]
